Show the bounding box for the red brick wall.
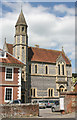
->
[0,67,19,84]
[0,67,20,104]
[0,87,4,104]
[13,87,18,100]
[0,86,19,104]
[61,93,77,113]
[74,84,77,92]
[65,95,77,113]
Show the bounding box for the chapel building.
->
[3,10,72,103]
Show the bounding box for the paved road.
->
[2,117,76,120]
[2,108,76,120]
[39,108,75,118]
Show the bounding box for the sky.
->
[0,1,75,73]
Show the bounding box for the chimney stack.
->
[35,45,39,48]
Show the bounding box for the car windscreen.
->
[49,101,55,103]
[33,101,37,103]
[55,101,59,105]
[39,101,43,103]
[43,101,48,103]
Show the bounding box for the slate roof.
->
[5,43,71,65]
[0,49,25,66]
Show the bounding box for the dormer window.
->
[1,52,4,57]
[0,51,6,58]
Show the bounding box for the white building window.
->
[5,67,13,81]
[5,87,13,102]
[0,51,6,58]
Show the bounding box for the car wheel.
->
[52,108,55,112]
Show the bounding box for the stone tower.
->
[13,9,28,64]
[13,9,28,103]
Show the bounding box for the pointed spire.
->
[15,9,27,26]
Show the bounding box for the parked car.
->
[7,99,21,104]
[43,100,48,107]
[33,100,46,109]
[46,100,55,108]
[51,101,60,112]
[39,100,46,109]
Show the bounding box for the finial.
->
[62,46,63,51]
[5,37,6,43]
[62,46,65,54]
[21,4,22,12]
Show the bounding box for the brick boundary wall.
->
[0,103,39,118]
[60,92,77,114]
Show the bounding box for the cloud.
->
[0,2,75,72]
[54,4,75,16]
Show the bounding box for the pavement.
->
[39,108,76,118]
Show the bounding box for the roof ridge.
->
[30,46,62,52]
[6,43,13,45]
[5,43,61,53]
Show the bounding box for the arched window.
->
[22,27,24,31]
[58,64,60,75]
[62,65,64,75]
[45,66,48,74]
[31,88,37,97]
[48,88,53,97]
[59,85,65,93]
[35,65,37,73]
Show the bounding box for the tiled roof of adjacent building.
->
[0,49,25,65]
[74,81,77,87]
[5,43,71,65]
[6,43,13,54]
